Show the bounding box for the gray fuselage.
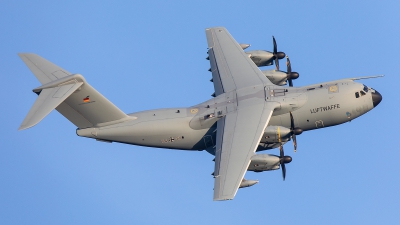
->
[77,79,380,154]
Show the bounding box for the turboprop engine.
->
[239,179,259,188]
[245,36,285,68]
[261,69,300,86]
[248,154,285,172]
[263,126,291,143]
[241,153,292,187]
[239,43,250,50]
[262,70,289,86]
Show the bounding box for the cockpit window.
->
[360,91,366,96]
[363,85,369,92]
[355,92,360,98]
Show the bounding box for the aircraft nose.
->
[371,90,382,107]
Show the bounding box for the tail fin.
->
[19,53,129,130]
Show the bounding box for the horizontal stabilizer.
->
[19,82,83,130]
[19,53,71,85]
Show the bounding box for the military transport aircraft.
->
[19,27,383,201]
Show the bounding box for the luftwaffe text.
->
[310,104,340,114]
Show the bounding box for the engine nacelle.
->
[262,70,288,86]
[248,154,281,172]
[262,126,291,143]
[239,43,250,50]
[245,50,274,67]
[239,179,259,188]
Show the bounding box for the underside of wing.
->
[213,100,279,201]
[206,27,273,96]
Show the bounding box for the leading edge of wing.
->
[205,27,274,96]
[213,100,280,201]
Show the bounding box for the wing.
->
[206,27,273,96]
[206,27,279,200]
[213,100,279,201]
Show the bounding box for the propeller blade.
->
[290,112,297,152]
[279,144,284,157]
[287,56,293,87]
[290,111,295,129]
[292,133,297,152]
[286,56,292,74]
[273,36,279,70]
[286,56,299,87]
[272,36,285,71]
[279,144,286,180]
[288,79,293,87]
[282,163,286,180]
[275,58,280,70]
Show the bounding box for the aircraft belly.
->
[78,116,208,150]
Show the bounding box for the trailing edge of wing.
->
[19,82,83,130]
[213,100,279,201]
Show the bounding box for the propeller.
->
[289,112,303,152]
[277,126,292,180]
[286,56,299,87]
[279,144,292,180]
[272,36,286,70]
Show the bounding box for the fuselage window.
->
[355,92,360,98]
[360,91,366,96]
[363,85,369,92]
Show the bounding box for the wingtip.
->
[18,123,33,131]
[213,197,233,201]
[18,126,28,131]
[18,53,38,59]
[17,53,25,59]
[17,53,32,60]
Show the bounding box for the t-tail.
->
[18,53,130,130]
